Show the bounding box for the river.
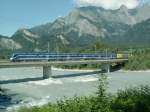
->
[0,67,150,112]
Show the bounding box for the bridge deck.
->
[0,59,128,68]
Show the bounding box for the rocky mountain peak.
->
[119,5,128,12]
[6,5,150,51]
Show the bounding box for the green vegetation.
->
[125,49,150,70]
[111,85,150,112]
[18,74,150,112]
[0,48,16,59]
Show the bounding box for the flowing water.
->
[0,67,150,112]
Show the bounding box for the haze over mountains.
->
[1,3,150,52]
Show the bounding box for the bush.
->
[111,85,150,112]
[125,49,150,70]
[92,74,111,112]
[57,97,94,112]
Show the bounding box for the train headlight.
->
[10,57,13,61]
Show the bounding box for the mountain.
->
[9,4,150,52]
[0,35,22,51]
[119,18,150,48]
[133,4,150,23]
[12,28,40,51]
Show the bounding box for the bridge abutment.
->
[43,65,52,79]
[102,64,110,73]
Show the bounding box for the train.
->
[10,52,127,62]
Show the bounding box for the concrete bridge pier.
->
[43,65,52,79]
[102,64,111,73]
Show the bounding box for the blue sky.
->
[0,0,75,36]
[0,0,144,36]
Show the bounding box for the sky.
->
[0,0,144,37]
[0,0,75,36]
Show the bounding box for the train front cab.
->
[116,54,124,59]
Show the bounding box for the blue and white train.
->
[10,52,120,62]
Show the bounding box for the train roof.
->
[12,52,116,55]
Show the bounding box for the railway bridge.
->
[0,59,128,79]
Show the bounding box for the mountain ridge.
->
[1,4,150,52]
